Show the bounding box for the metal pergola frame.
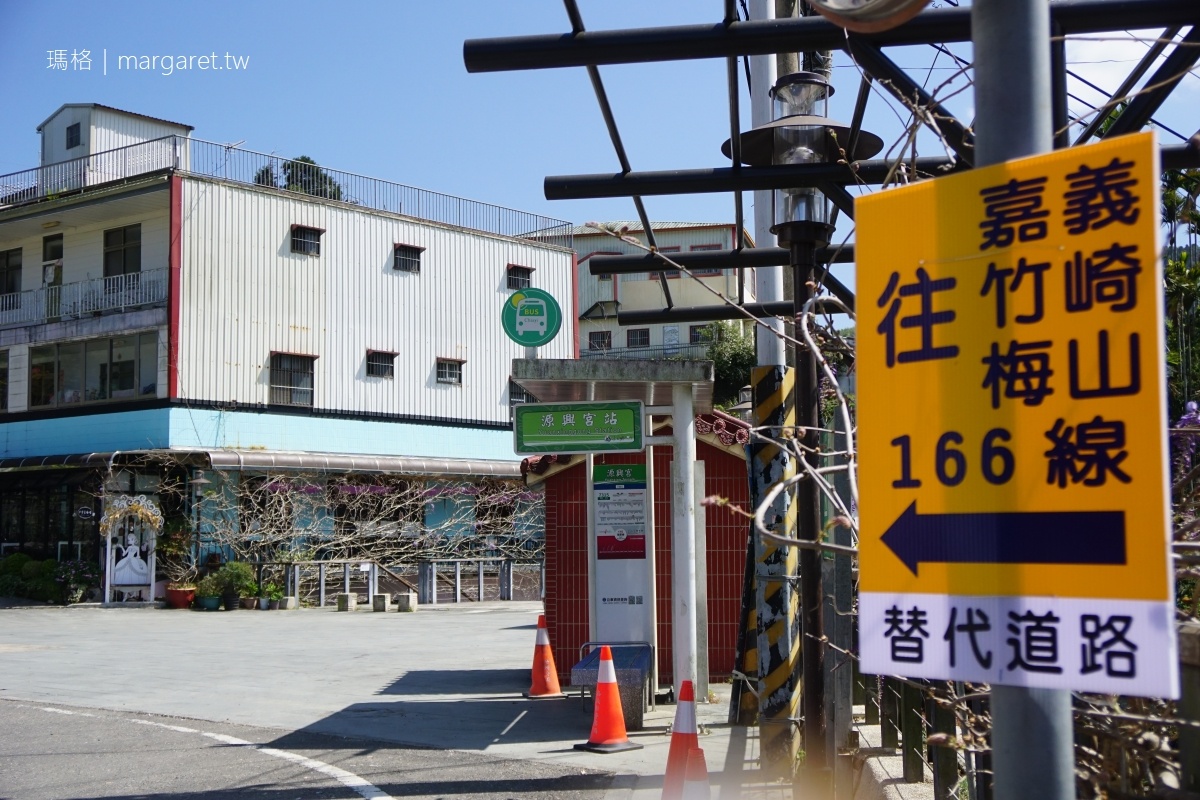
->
[464,0,1200,322]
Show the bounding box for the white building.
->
[0,104,574,574]
[573,222,755,359]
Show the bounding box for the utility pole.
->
[972,3,1074,799]
[745,0,802,779]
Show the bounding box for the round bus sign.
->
[501,288,562,347]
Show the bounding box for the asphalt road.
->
[0,693,612,800]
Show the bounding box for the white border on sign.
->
[859,592,1179,699]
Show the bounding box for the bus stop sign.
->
[501,288,562,347]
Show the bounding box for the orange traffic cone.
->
[525,614,565,699]
[574,645,644,753]
[661,680,699,799]
[681,748,711,800]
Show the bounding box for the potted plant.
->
[214,562,255,612]
[195,575,222,611]
[158,519,200,608]
[265,582,284,610]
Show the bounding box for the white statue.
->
[111,532,149,586]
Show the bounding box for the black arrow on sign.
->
[880,501,1126,576]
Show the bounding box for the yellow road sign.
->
[856,131,1177,696]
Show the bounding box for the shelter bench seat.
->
[570,641,653,731]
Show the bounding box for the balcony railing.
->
[0,268,168,329]
[580,342,711,360]
[0,137,573,249]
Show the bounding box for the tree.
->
[705,321,756,408]
[282,155,343,200]
[253,163,281,189]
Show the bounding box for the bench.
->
[570,641,653,731]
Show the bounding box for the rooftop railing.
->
[0,137,573,249]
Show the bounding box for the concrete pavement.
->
[0,600,802,799]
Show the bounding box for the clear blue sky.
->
[1,2,1195,235]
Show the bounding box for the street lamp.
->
[723,71,881,780]
[803,0,931,33]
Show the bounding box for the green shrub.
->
[196,575,222,597]
[214,562,256,596]
[0,553,32,577]
[21,560,45,580]
[0,573,24,597]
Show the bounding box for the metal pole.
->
[788,225,830,778]
[750,0,784,367]
[973,3,1073,799]
[671,382,698,695]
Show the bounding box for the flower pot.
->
[258,597,269,610]
[195,595,221,611]
[268,599,280,610]
[165,587,196,610]
[222,593,240,611]
[239,597,257,610]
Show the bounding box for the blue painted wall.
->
[0,409,173,458]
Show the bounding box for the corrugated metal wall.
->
[90,108,188,155]
[177,177,574,425]
[543,436,751,687]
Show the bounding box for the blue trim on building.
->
[0,407,519,462]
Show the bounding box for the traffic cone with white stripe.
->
[574,645,644,753]
[525,614,565,699]
[681,748,711,800]
[661,680,699,799]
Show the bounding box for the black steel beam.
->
[546,157,960,200]
[589,245,856,275]
[1074,25,1181,145]
[547,143,1199,200]
[1104,25,1200,139]
[616,292,853,326]
[845,38,974,166]
[464,0,1197,73]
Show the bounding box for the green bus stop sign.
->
[501,288,562,347]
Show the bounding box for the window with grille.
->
[66,123,81,150]
[588,331,612,351]
[436,359,463,385]
[655,246,682,278]
[509,379,535,407]
[366,351,396,379]
[690,325,713,345]
[506,264,533,290]
[290,225,323,256]
[393,244,423,273]
[269,353,315,406]
[627,328,650,348]
[103,224,141,278]
[689,243,724,276]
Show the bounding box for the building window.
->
[28,332,157,409]
[690,324,713,345]
[588,331,612,351]
[655,246,682,278]
[509,379,535,408]
[393,244,423,273]
[103,224,141,278]
[270,353,316,407]
[290,225,324,256]
[436,359,463,385]
[0,351,7,412]
[689,243,724,276]
[66,123,81,150]
[627,328,650,349]
[366,351,396,379]
[0,248,21,309]
[506,264,533,290]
